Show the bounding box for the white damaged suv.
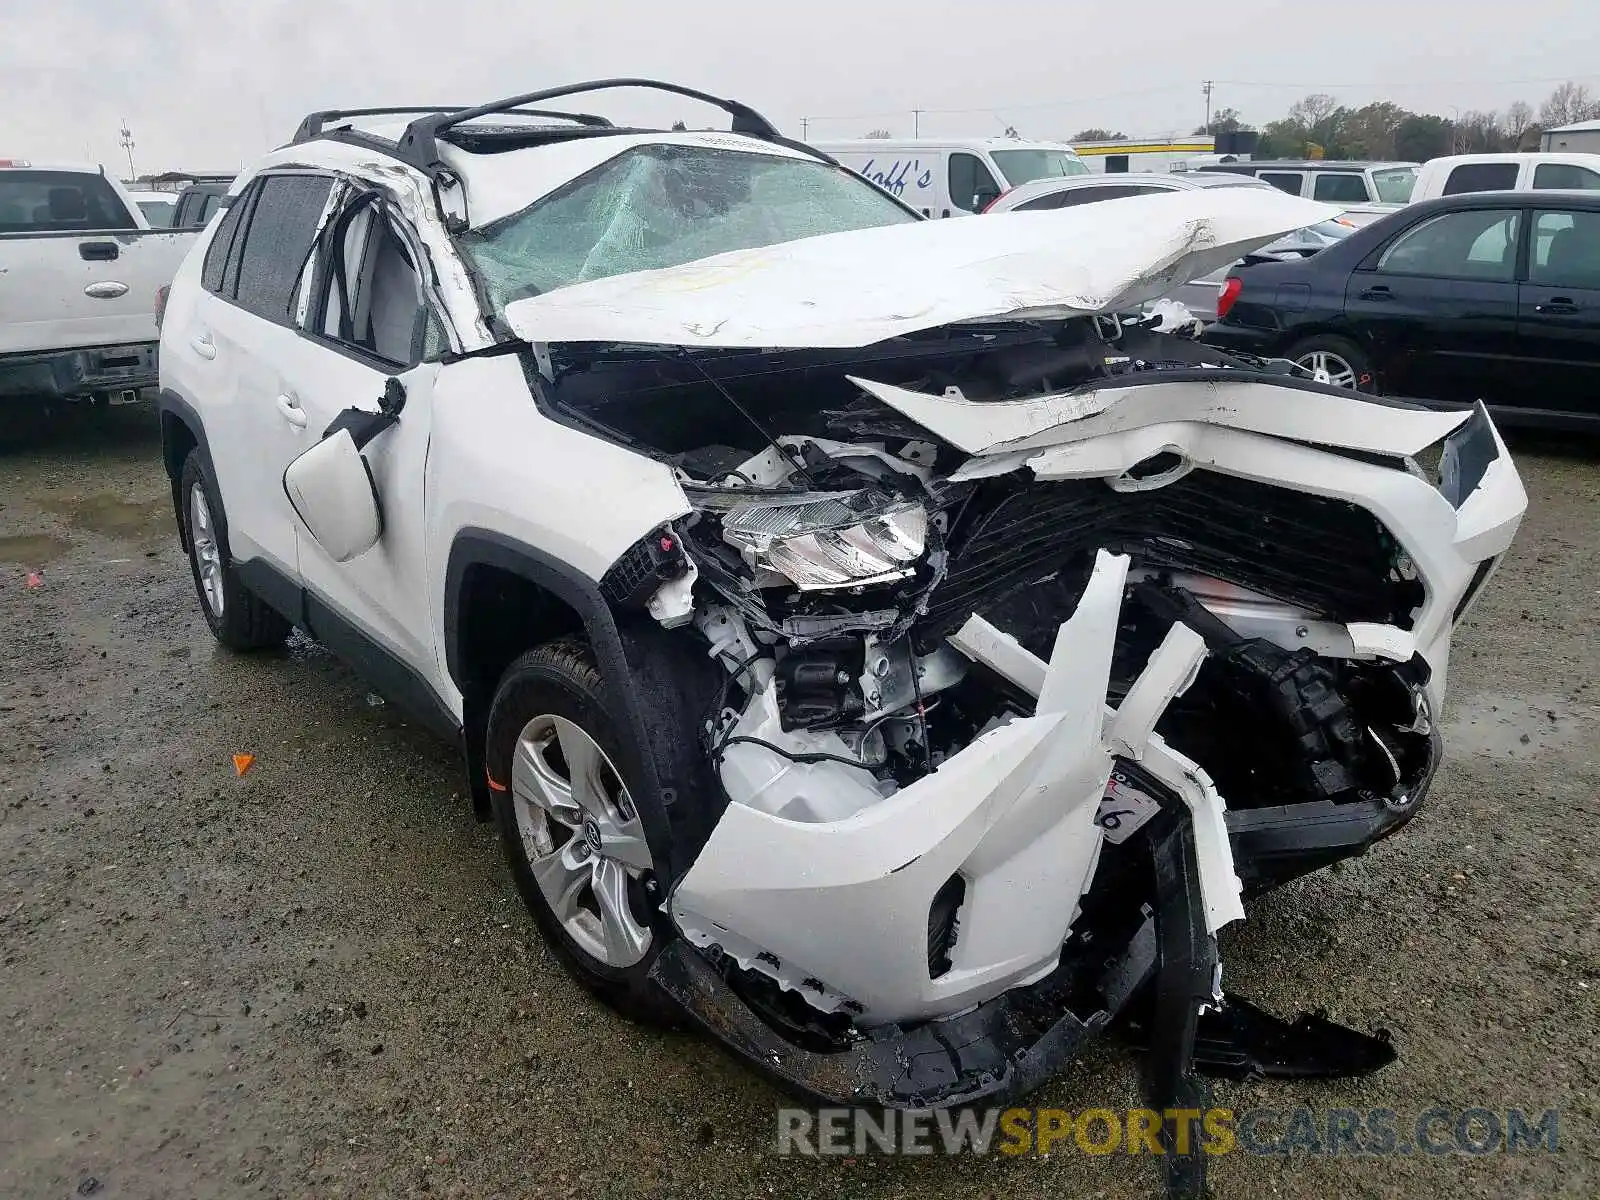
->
[157,81,1527,1143]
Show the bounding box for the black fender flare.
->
[444,529,721,884]
[156,388,218,553]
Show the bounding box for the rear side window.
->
[1532,162,1600,191]
[1377,209,1521,281]
[1529,209,1600,288]
[0,170,136,233]
[1442,163,1518,195]
[232,174,334,323]
[200,189,250,294]
[1258,172,1305,195]
[1312,173,1370,203]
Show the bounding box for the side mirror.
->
[282,427,382,562]
[972,187,1002,212]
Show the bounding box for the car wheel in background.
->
[1285,334,1377,392]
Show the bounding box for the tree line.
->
[1061,81,1600,160]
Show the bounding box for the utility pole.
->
[913,108,922,137]
[1201,81,1214,134]
[119,120,136,180]
[801,116,809,140]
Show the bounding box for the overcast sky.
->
[6,0,1600,174]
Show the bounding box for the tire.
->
[486,639,680,1026]
[179,449,291,651]
[1284,334,1377,392]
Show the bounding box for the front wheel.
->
[1285,334,1377,392]
[486,639,679,1026]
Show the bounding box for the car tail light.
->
[1216,276,1243,320]
[154,285,170,331]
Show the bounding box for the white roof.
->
[1546,119,1600,134]
[505,186,1338,348]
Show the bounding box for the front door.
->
[1514,206,1600,422]
[279,190,452,710]
[1344,205,1523,404]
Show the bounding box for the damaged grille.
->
[921,471,1412,637]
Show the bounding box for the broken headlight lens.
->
[722,494,927,590]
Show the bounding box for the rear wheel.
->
[179,450,291,650]
[1285,334,1376,392]
[487,639,679,1025]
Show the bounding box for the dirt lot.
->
[1,405,1596,1199]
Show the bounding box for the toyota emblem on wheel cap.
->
[582,816,603,855]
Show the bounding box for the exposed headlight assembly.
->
[722,493,927,590]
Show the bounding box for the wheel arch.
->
[157,389,214,553]
[443,530,721,885]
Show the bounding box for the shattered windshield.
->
[462,144,918,315]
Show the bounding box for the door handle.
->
[189,332,216,360]
[1359,284,1393,301]
[79,241,119,262]
[275,393,308,429]
[1535,297,1580,315]
[84,281,129,299]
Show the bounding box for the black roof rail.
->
[394,78,782,174]
[293,105,613,144]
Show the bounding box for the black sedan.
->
[1204,190,1600,428]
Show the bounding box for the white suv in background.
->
[155,80,1526,1144]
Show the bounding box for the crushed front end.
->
[549,312,1525,1122]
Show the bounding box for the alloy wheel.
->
[1296,350,1358,389]
[510,714,655,968]
[189,483,225,618]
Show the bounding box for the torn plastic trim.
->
[948,612,1245,934]
[674,550,1210,1023]
[853,373,1472,460]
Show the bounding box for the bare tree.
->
[1502,101,1537,149]
[1287,93,1339,130]
[1539,81,1600,129]
[1455,109,1506,154]
[670,120,687,131]
[864,128,892,139]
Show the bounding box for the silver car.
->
[984,172,1359,318]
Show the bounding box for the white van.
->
[1411,152,1600,202]
[813,138,1088,217]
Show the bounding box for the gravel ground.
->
[1,405,1596,1200]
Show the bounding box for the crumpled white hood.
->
[503,187,1340,349]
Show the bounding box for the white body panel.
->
[1411,152,1600,202]
[0,165,197,355]
[505,188,1338,349]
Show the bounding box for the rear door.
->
[1514,206,1600,421]
[1344,205,1523,402]
[179,172,334,575]
[1310,171,1371,205]
[1257,171,1305,196]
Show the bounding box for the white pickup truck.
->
[1,160,199,405]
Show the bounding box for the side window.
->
[200,189,249,295]
[1376,209,1521,281]
[1058,184,1164,205]
[1258,172,1305,195]
[1529,209,1600,289]
[314,200,443,367]
[1313,173,1370,203]
[1015,191,1070,212]
[947,153,1001,213]
[1442,162,1518,195]
[1532,163,1600,191]
[232,174,334,323]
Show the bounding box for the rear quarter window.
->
[1442,162,1519,195]
[0,170,136,233]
